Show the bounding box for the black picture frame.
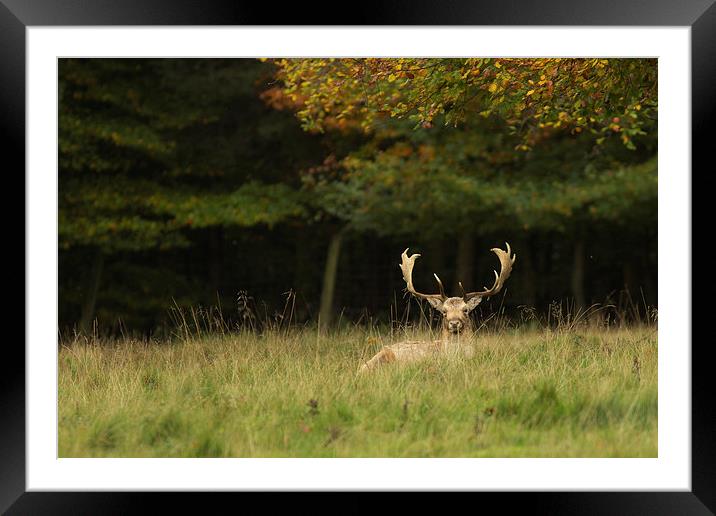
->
[4,0,712,513]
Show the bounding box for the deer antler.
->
[399,248,447,304]
[464,242,516,301]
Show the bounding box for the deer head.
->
[399,243,516,337]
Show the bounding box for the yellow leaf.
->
[488,83,498,93]
[526,89,535,96]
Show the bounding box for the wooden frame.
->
[4,0,711,512]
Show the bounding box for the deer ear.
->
[465,296,483,311]
[426,298,445,311]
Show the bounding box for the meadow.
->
[58,318,657,458]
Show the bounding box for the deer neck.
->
[441,321,473,343]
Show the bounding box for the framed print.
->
[5,0,713,513]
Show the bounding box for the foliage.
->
[59,177,307,251]
[270,57,657,245]
[59,59,319,252]
[300,118,656,238]
[272,58,657,150]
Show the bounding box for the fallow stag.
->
[358,243,516,373]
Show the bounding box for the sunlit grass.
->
[58,322,657,458]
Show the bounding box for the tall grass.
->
[59,299,657,457]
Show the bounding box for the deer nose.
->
[448,320,463,331]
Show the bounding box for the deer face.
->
[399,243,516,337]
[428,296,483,334]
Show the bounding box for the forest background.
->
[58,58,657,335]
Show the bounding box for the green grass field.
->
[59,325,657,457]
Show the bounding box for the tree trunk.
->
[454,234,475,295]
[536,238,552,310]
[521,240,537,308]
[426,239,446,284]
[642,230,657,308]
[319,230,344,328]
[571,238,586,311]
[367,238,379,315]
[623,260,635,295]
[293,230,313,321]
[79,248,104,335]
[208,227,223,301]
[642,253,657,308]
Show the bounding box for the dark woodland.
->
[58,58,657,335]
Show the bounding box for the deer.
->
[358,243,516,373]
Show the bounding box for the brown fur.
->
[358,334,470,374]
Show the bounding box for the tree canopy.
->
[273,59,657,240]
[272,58,657,150]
